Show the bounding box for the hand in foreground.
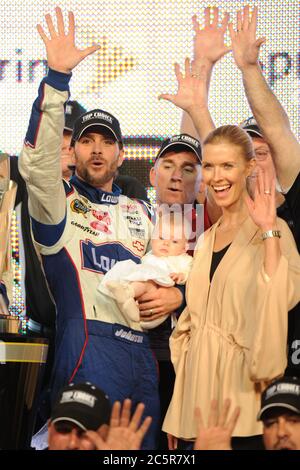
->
[37,6,100,74]
[194,399,240,450]
[84,399,152,450]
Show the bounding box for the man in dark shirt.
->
[138,134,205,448]
[240,118,300,378]
[114,173,149,201]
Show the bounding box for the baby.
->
[98,213,193,329]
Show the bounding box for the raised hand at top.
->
[193,6,231,66]
[159,7,231,114]
[37,6,100,74]
[228,5,266,70]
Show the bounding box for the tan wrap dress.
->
[163,216,300,439]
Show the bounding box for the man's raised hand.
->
[37,6,100,74]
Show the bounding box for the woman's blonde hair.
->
[203,125,255,161]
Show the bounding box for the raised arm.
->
[177,8,230,141]
[19,7,99,246]
[229,5,300,190]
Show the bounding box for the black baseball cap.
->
[258,376,300,421]
[155,134,202,163]
[71,109,123,146]
[240,116,263,138]
[51,382,111,431]
[64,101,87,132]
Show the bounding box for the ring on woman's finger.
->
[149,309,153,316]
[264,189,271,195]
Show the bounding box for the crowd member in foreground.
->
[194,376,300,451]
[48,382,151,450]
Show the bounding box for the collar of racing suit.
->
[69,175,122,205]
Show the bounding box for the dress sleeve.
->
[247,219,300,381]
[169,306,191,372]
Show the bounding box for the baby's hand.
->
[170,272,185,284]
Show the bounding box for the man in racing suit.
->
[19,7,183,449]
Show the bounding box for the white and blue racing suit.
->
[19,69,159,449]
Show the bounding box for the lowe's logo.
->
[81,240,140,274]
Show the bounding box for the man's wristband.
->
[261,229,281,241]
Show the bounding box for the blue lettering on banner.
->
[81,240,141,274]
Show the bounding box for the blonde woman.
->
[163,125,300,450]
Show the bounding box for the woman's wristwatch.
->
[261,229,282,240]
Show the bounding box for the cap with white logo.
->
[51,382,111,431]
[258,376,300,420]
[71,109,123,146]
[240,116,263,138]
[155,134,202,163]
